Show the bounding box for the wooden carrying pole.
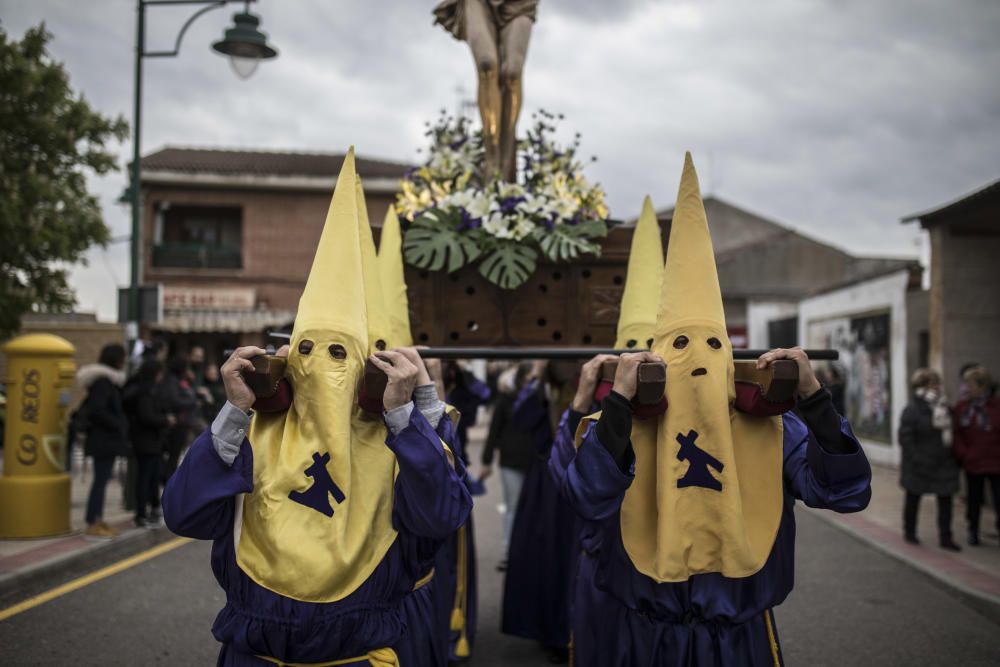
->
[411,347,839,361]
[263,334,839,362]
[242,343,838,406]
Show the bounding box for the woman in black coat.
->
[123,360,175,527]
[898,368,961,551]
[78,344,129,540]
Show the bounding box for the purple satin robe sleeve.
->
[466,375,492,403]
[548,409,577,489]
[435,410,458,448]
[162,428,253,541]
[781,411,872,512]
[561,420,634,522]
[385,408,473,540]
[436,411,477,492]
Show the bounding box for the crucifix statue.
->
[434,0,538,182]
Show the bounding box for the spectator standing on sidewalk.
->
[954,365,1000,546]
[123,360,175,527]
[77,344,129,541]
[898,368,961,551]
[156,355,197,482]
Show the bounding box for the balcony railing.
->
[152,243,242,269]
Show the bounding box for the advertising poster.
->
[807,311,892,442]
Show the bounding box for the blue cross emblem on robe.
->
[676,430,724,492]
[288,452,346,517]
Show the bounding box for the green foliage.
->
[535,219,608,262]
[403,209,481,272]
[397,110,610,290]
[0,24,128,339]
[477,243,538,290]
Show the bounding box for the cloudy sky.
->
[3,0,999,321]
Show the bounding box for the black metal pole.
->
[261,335,839,361]
[129,0,145,337]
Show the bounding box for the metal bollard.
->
[0,334,76,537]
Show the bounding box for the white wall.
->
[746,300,799,349]
[797,270,911,467]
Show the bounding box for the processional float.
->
[234,1,837,421]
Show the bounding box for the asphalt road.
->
[2,469,999,665]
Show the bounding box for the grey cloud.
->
[1,0,998,320]
[540,0,664,23]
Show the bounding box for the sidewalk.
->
[0,451,167,594]
[812,461,1000,622]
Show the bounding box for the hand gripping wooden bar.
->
[238,347,834,405]
[593,358,801,406]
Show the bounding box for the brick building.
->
[138,148,410,362]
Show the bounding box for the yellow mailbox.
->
[0,333,76,537]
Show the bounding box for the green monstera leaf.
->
[574,218,610,239]
[403,209,481,273]
[478,242,538,289]
[535,220,608,262]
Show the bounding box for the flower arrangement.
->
[396,110,610,289]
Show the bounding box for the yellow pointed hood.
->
[355,175,393,352]
[292,147,368,349]
[607,151,784,585]
[615,195,664,349]
[655,152,726,337]
[238,148,401,603]
[376,206,413,346]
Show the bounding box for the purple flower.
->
[457,208,482,231]
[499,196,526,213]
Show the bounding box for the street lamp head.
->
[212,10,278,78]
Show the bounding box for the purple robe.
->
[430,414,480,661]
[162,408,472,666]
[501,382,580,649]
[550,407,872,667]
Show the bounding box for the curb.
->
[808,507,1000,626]
[0,522,178,607]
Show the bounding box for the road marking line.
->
[0,536,191,622]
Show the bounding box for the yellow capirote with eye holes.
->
[584,153,785,583]
[236,149,402,603]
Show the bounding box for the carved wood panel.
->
[403,225,640,347]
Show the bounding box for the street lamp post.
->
[128,0,278,339]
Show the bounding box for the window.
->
[152,204,243,269]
